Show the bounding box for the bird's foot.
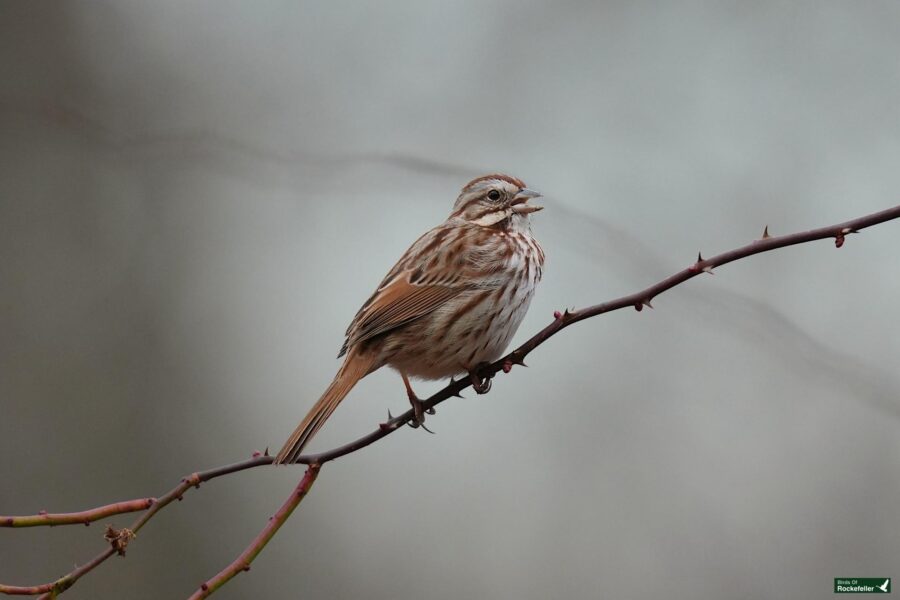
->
[408,396,426,428]
[401,373,433,429]
[469,364,493,395]
[404,396,435,434]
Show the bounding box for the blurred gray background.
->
[2,1,899,598]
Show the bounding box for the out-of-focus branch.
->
[1,499,156,528]
[2,204,898,598]
[0,455,272,597]
[187,465,321,599]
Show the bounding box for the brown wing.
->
[339,273,466,356]
[336,221,502,357]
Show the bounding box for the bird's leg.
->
[469,363,493,394]
[401,372,434,429]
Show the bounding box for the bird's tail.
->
[274,350,376,464]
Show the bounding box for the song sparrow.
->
[275,174,545,464]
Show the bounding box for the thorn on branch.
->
[690,252,704,272]
[634,298,654,312]
[761,225,771,240]
[689,253,714,274]
[447,377,465,397]
[835,226,859,248]
[552,308,575,321]
[379,412,397,431]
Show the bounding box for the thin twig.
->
[0,456,273,597]
[2,204,899,597]
[187,465,321,599]
[1,499,156,528]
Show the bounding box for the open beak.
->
[510,188,544,214]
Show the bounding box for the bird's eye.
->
[487,190,501,201]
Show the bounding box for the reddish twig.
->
[2,204,898,597]
[1,499,156,528]
[0,455,273,597]
[0,550,112,597]
[187,465,321,599]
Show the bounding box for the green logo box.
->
[835,578,891,593]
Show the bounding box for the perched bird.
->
[275,174,545,464]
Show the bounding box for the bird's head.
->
[451,174,543,228]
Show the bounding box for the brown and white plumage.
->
[275,174,545,464]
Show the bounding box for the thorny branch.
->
[2,204,899,598]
